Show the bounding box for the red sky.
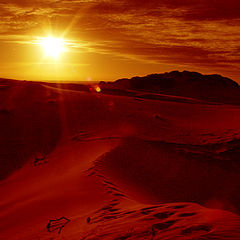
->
[0,0,240,82]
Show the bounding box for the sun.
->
[39,37,66,59]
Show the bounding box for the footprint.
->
[101,205,114,211]
[153,211,175,219]
[103,180,117,187]
[152,220,177,231]
[107,186,123,193]
[108,208,119,213]
[46,216,70,234]
[170,205,187,209]
[114,232,132,240]
[141,206,162,211]
[33,154,48,166]
[122,210,136,216]
[141,209,154,215]
[110,202,119,207]
[72,131,89,141]
[181,224,212,235]
[103,215,118,220]
[113,193,125,197]
[179,212,196,217]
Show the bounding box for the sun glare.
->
[39,37,66,59]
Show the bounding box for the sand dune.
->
[95,138,240,213]
[1,77,240,239]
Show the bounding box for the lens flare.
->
[95,86,101,92]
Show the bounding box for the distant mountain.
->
[1,71,240,104]
[99,71,240,104]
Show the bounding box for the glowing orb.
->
[39,37,66,59]
[95,86,101,93]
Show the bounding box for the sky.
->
[0,0,240,82]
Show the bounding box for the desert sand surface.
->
[1,75,240,239]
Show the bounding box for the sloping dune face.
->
[0,80,61,180]
[1,79,240,239]
[95,138,240,213]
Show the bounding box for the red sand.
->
[1,79,240,239]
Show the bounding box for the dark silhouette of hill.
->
[1,71,240,105]
[99,71,240,104]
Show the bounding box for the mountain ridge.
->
[99,71,240,104]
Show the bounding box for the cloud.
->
[0,0,240,79]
